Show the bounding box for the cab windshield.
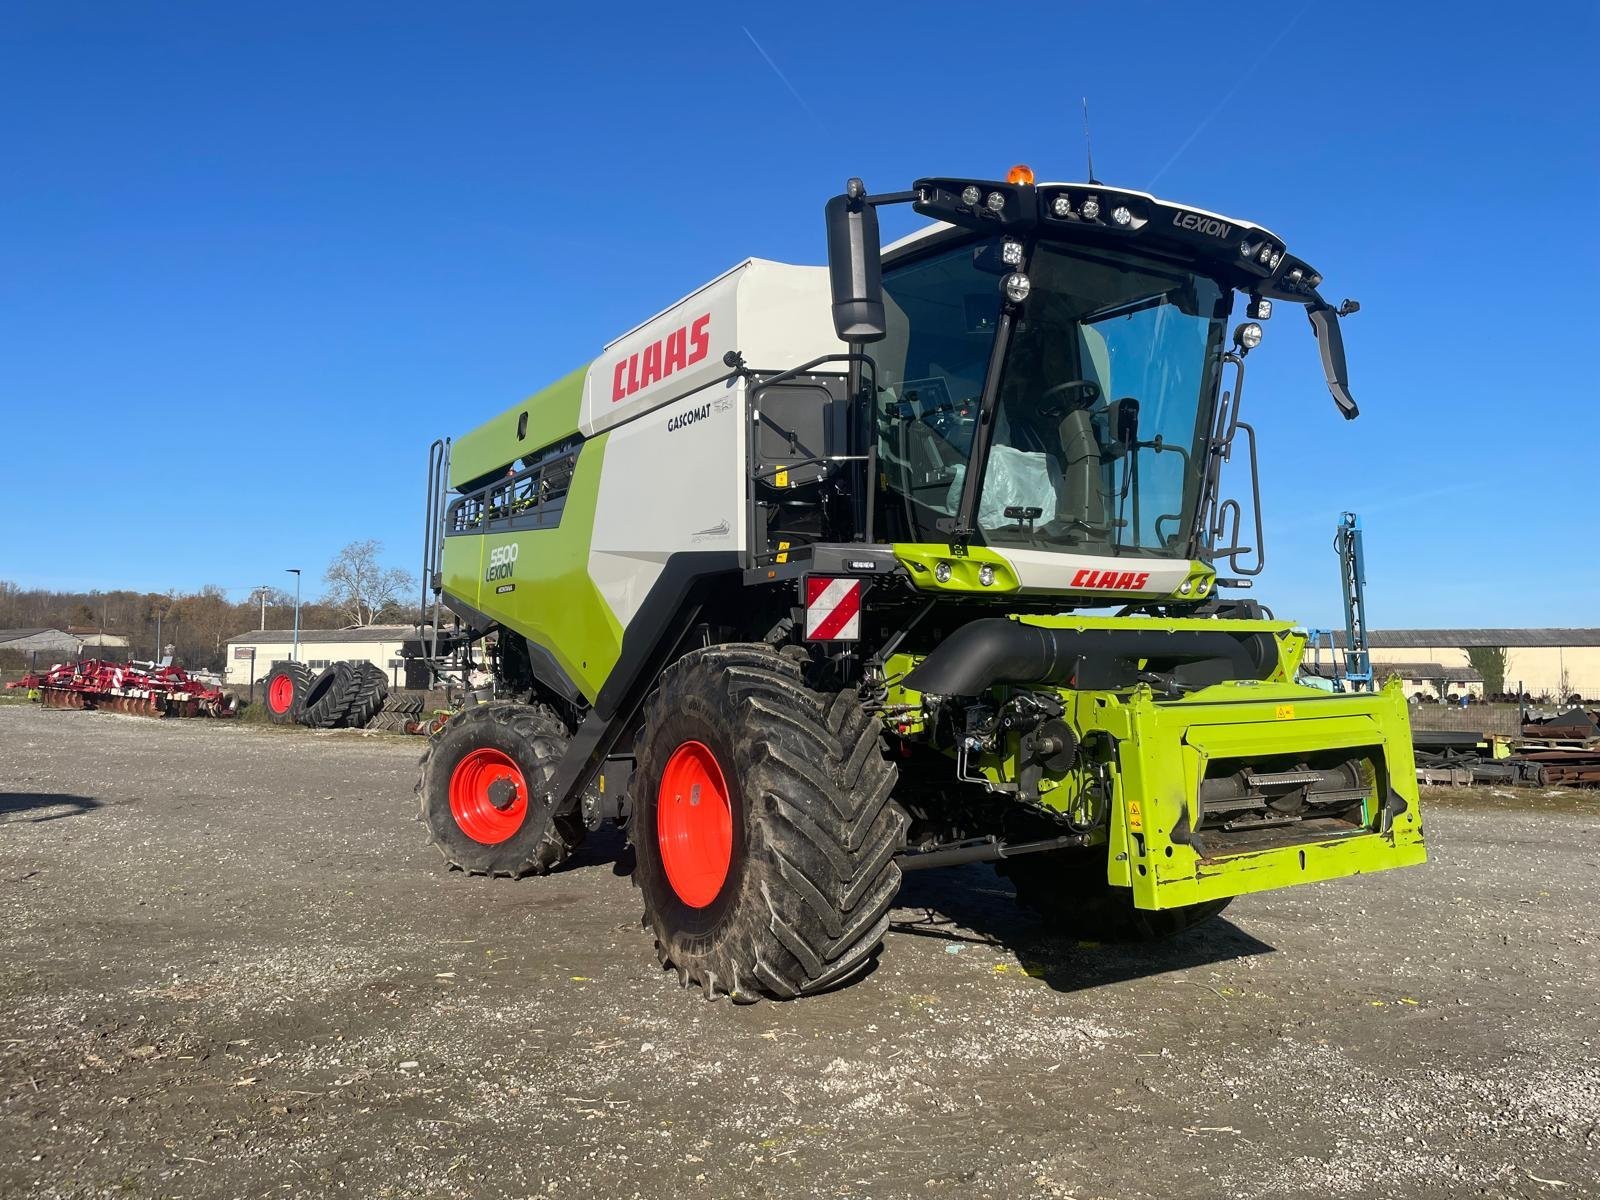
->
[874,237,1232,557]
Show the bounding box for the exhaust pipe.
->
[902,619,1278,697]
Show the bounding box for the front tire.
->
[630,645,906,1001]
[999,847,1231,940]
[417,702,585,876]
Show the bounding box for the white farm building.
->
[222,626,420,689]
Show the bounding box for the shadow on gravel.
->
[560,823,634,877]
[0,792,103,824]
[528,826,1275,995]
[890,861,1275,995]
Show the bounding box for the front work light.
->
[985,191,1006,214]
[1080,195,1101,221]
[1001,239,1024,266]
[1235,321,1264,351]
[1111,206,1133,227]
[1002,272,1031,303]
[961,185,982,207]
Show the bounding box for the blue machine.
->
[1335,511,1373,692]
[1302,512,1373,693]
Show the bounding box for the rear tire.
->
[262,662,313,725]
[417,702,585,876]
[630,645,906,1001]
[335,662,388,729]
[300,662,355,728]
[998,847,1232,940]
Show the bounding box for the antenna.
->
[1082,97,1101,185]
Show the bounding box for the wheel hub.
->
[487,775,519,811]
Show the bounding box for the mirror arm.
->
[1305,291,1360,421]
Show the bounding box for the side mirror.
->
[825,179,886,344]
[1307,303,1359,420]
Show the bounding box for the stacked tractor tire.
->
[261,660,425,732]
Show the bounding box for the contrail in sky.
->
[1146,2,1312,189]
[742,26,822,129]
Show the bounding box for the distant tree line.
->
[0,541,418,672]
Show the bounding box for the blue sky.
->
[2,2,1595,628]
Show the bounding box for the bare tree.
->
[322,540,415,627]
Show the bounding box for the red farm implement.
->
[7,659,237,718]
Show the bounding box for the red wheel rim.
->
[448,748,527,845]
[268,674,294,713]
[656,740,733,908]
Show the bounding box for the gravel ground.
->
[1,703,1596,1200]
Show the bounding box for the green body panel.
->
[440,432,622,701]
[892,544,1020,592]
[884,615,1424,910]
[449,365,588,490]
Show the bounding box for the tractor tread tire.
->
[381,694,426,716]
[630,644,905,1002]
[262,662,313,725]
[999,849,1232,941]
[335,661,388,729]
[300,663,356,729]
[417,702,584,877]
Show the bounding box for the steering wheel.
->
[1037,379,1101,419]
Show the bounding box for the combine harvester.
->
[9,659,236,717]
[415,165,1427,1000]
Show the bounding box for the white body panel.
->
[586,379,749,629]
[1002,547,1197,596]
[580,259,843,438]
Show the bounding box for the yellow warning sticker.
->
[1276,704,1295,721]
[775,540,790,565]
[775,469,789,488]
[1126,799,1144,831]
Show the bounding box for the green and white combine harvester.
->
[416,165,1426,1000]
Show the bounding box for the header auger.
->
[414,165,1425,1001]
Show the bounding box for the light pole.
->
[286,569,302,663]
[255,583,271,630]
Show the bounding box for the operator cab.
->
[821,170,1363,592]
[874,235,1227,559]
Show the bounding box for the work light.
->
[961,185,982,207]
[1001,239,1023,266]
[1080,196,1101,221]
[1002,272,1031,303]
[1111,206,1133,227]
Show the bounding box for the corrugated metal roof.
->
[1304,660,1483,683]
[0,627,69,642]
[1332,629,1600,649]
[225,626,418,646]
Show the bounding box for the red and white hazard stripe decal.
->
[804,577,862,641]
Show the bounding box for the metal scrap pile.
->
[7,659,237,718]
[1414,707,1600,789]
